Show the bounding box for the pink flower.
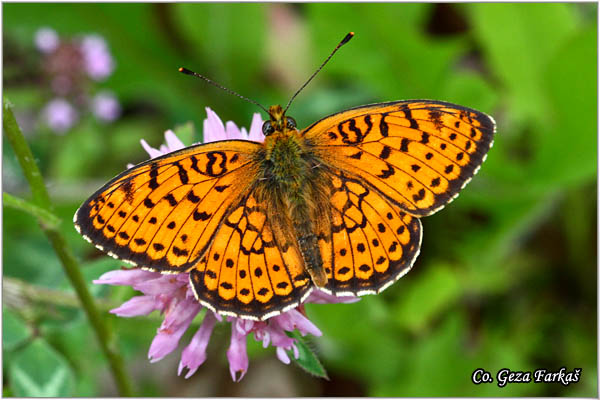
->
[91,90,121,122]
[34,28,120,133]
[94,108,358,381]
[42,98,78,133]
[202,107,264,143]
[80,35,115,81]
[35,27,59,54]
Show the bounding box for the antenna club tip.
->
[179,67,193,75]
[341,32,354,45]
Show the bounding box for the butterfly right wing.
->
[303,100,495,217]
[74,140,261,273]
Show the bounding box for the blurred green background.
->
[3,3,597,397]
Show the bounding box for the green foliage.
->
[3,308,32,352]
[287,331,329,379]
[8,339,76,397]
[392,263,461,333]
[3,2,597,397]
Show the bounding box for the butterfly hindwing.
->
[304,100,496,216]
[74,140,261,272]
[189,192,312,320]
[317,171,422,296]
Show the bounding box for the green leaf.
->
[531,26,597,189]
[2,215,65,288]
[470,3,578,123]
[439,72,498,115]
[2,308,32,351]
[392,263,461,332]
[106,119,161,169]
[287,330,328,379]
[172,4,267,111]
[9,339,75,397]
[307,4,466,100]
[50,120,105,180]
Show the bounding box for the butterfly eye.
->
[262,121,275,136]
[286,117,297,130]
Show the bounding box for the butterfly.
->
[74,33,496,321]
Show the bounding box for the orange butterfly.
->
[74,33,495,320]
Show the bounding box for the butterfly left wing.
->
[303,100,496,217]
[189,191,312,320]
[315,170,422,296]
[74,140,261,273]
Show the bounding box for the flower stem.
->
[3,276,171,324]
[3,99,134,396]
[4,192,61,230]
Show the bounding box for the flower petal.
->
[308,288,360,304]
[140,139,164,159]
[148,300,201,363]
[178,312,218,379]
[203,107,226,143]
[164,129,185,152]
[265,325,296,349]
[93,268,160,286]
[226,320,249,382]
[110,295,158,317]
[133,275,186,296]
[162,298,201,330]
[276,346,291,365]
[225,121,243,140]
[247,112,265,142]
[274,309,322,337]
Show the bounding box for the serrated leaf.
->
[286,331,328,379]
[9,339,75,397]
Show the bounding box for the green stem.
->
[4,276,115,311]
[3,99,134,396]
[4,193,61,230]
[3,99,52,208]
[3,277,183,324]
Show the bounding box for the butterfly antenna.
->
[178,67,270,115]
[283,32,354,115]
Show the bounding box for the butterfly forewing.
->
[75,140,261,272]
[304,100,495,216]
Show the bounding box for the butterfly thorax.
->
[262,105,315,195]
[256,106,330,287]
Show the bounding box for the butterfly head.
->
[263,105,297,137]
